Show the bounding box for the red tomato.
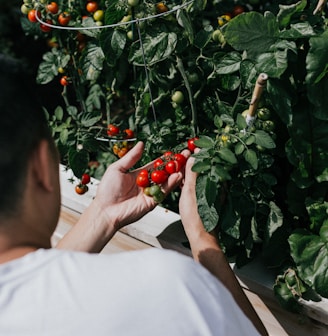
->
[232,5,245,17]
[75,184,88,195]
[58,12,71,26]
[86,1,99,13]
[187,137,199,153]
[123,129,135,139]
[28,9,41,23]
[165,160,178,174]
[174,153,187,171]
[153,158,164,169]
[151,170,169,184]
[40,20,52,33]
[60,76,69,86]
[162,151,173,160]
[136,170,150,188]
[107,124,120,137]
[46,2,59,14]
[81,173,91,185]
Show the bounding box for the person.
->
[0,54,268,336]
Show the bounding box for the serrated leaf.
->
[100,29,126,67]
[254,130,276,149]
[177,9,194,44]
[68,147,89,178]
[80,111,102,127]
[289,229,328,297]
[244,149,258,169]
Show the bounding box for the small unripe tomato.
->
[93,9,104,21]
[171,91,184,104]
[128,0,139,7]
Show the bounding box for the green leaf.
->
[215,52,241,75]
[306,30,328,85]
[234,142,245,155]
[265,201,284,242]
[223,12,279,56]
[68,147,89,179]
[130,29,177,66]
[177,9,194,44]
[277,0,307,29]
[195,135,214,148]
[244,149,258,170]
[191,160,212,173]
[236,113,247,130]
[196,175,219,232]
[218,148,237,164]
[80,111,102,127]
[82,43,105,81]
[100,29,127,67]
[254,130,276,149]
[289,229,328,297]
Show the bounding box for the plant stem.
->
[176,56,198,137]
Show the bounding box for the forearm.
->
[185,222,268,336]
[56,201,118,253]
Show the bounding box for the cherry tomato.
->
[107,124,120,137]
[232,5,245,17]
[162,151,173,159]
[123,129,135,139]
[153,158,164,169]
[75,184,88,195]
[136,171,150,188]
[40,20,52,33]
[156,2,169,13]
[86,1,99,13]
[28,9,40,23]
[165,160,178,174]
[149,184,162,196]
[58,12,71,26]
[117,147,128,158]
[46,2,59,14]
[187,137,199,153]
[81,173,91,185]
[151,170,169,184]
[93,9,104,21]
[217,14,231,26]
[257,107,271,121]
[171,91,184,104]
[112,144,119,155]
[60,76,69,86]
[174,153,187,171]
[128,0,139,7]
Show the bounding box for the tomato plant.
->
[20,0,328,316]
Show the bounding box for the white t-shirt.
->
[0,248,259,335]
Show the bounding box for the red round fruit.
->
[86,1,99,13]
[60,76,69,86]
[153,158,164,169]
[165,160,178,174]
[47,2,59,14]
[232,5,245,17]
[107,124,120,137]
[151,170,169,185]
[75,184,88,195]
[187,137,199,152]
[136,171,150,188]
[81,173,91,185]
[123,129,135,139]
[40,20,52,33]
[28,9,40,23]
[58,12,71,26]
[174,153,187,171]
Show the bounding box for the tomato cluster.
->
[75,173,91,195]
[136,151,187,203]
[217,4,246,26]
[107,124,136,158]
[22,0,104,33]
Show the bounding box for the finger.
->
[113,141,144,173]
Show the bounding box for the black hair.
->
[0,54,53,216]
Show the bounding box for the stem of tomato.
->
[176,56,198,137]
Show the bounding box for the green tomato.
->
[212,29,225,44]
[149,185,162,197]
[93,10,104,22]
[263,120,275,132]
[257,107,271,121]
[171,91,184,104]
[128,0,139,7]
[127,31,133,40]
[152,190,165,203]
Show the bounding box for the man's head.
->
[0,54,58,220]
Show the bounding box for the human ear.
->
[30,140,55,192]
